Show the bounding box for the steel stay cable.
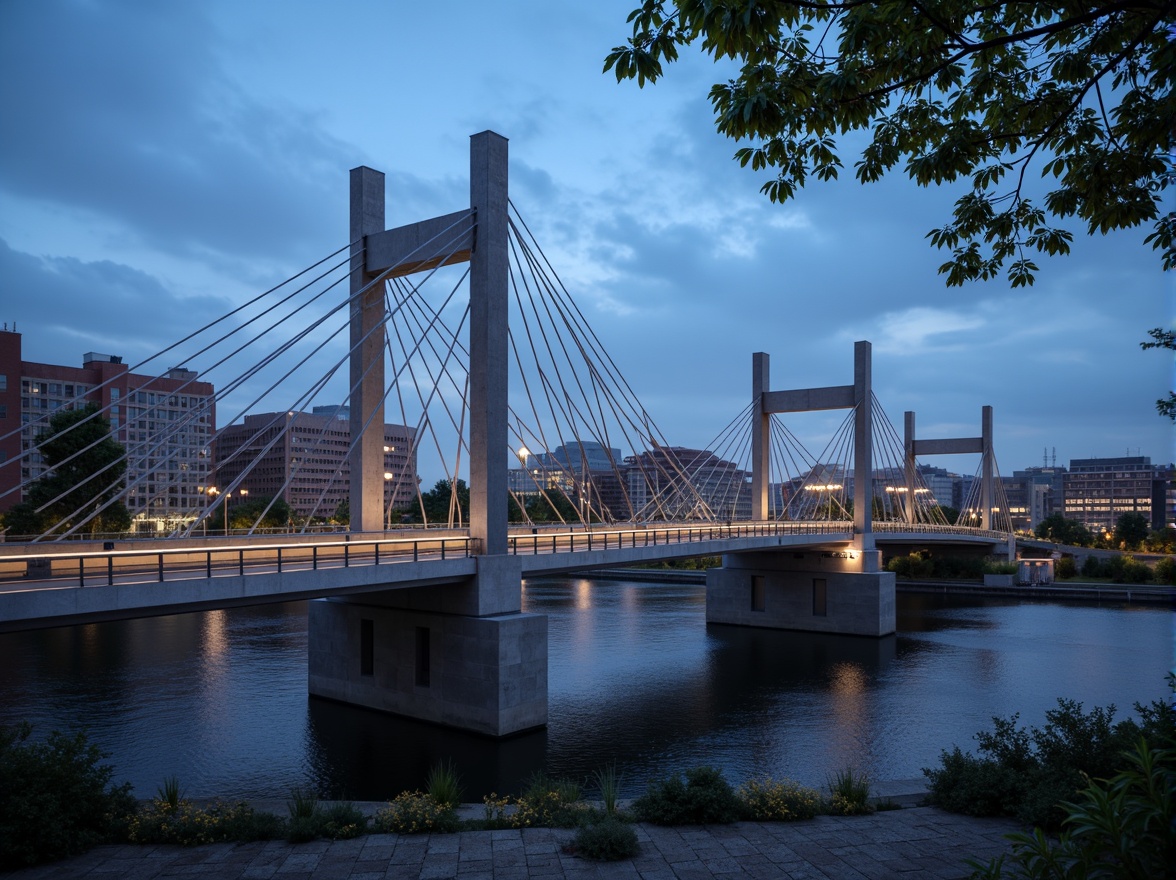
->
[17,256,356,523]
[0,241,356,455]
[231,219,476,530]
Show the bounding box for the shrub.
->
[737,777,821,821]
[1154,556,1176,585]
[374,791,459,834]
[887,553,933,578]
[932,556,986,579]
[1080,555,1103,578]
[320,802,367,840]
[128,799,282,846]
[514,789,587,828]
[825,768,873,816]
[924,696,1169,830]
[481,793,514,829]
[478,778,600,831]
[632,766,743,825]
[568,816,640,861]
[968,737,1175,879]
[0,723,136,869]
[1111,556,1152,584]
[523,770,581,806]
[1054,556,1077,579]
[425,759,463,809]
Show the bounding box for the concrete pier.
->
[308,555,548,736]
[706,550,896,637]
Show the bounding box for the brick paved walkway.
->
[3,805,1019,879]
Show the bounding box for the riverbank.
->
[581,568,1176,605]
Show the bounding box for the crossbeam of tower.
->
[349,131,509,553]
[903,407,994,528]
[751,341,874,555]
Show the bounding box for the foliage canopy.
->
[1,404,129,537]
[606,1,1173,287]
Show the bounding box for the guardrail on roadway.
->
[0,535,477,590]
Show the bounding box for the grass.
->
[157,775,184,810]
[826,768,873,816]
[591,763,622,816]
[425,759,463,809]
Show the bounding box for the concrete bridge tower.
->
[708,342,896,637]
[308,132,547,737]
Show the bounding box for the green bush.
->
[568,816,640,861]
[933,556,986,579]
[1054,556,1077,579]
[513,788,588,828]
[319,802,367,839]
[969,736,1175,879]
[1080,555,1104,578]
[925,697,1171,830]
[0,723,136,869]
[887,553,934,578]
[128,799,283,846]
[825,768,873,816]
[1107,555,1151,583]
[737,777,821,821]
[373,791,459,834]
[479,774,587,829]
[1154,555,1176,585]
[632,766,743,825]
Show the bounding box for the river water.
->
[0,577,1169,800]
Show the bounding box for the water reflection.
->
[0,580,1168,800]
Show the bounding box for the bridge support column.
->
[307,555,547,736]
[706,551,895,636]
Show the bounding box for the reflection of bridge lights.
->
[830,662,866,695]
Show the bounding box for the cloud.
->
[0,237,232,366]
[0,1,360,270]
[867,307,988,355]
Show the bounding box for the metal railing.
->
[506,520,853,556]
[873,521,1010,540]
[2,535,477,589]
[2,520,1009,590]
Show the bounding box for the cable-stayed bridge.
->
[0,132,1015,735]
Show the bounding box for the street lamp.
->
[199,485,219,536]
[225,488,247,536]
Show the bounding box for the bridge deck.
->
[0,522,1006,632]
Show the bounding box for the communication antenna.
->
[1051,447,1056,468]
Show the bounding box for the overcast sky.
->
[1,0,1170,486]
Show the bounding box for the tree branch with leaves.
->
[605,1,1174,287]
[1141,327,1175,419]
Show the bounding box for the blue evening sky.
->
[0,0,1170,484]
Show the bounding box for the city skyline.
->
[1,1,1170,487]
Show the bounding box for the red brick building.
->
[0,329,216,531]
